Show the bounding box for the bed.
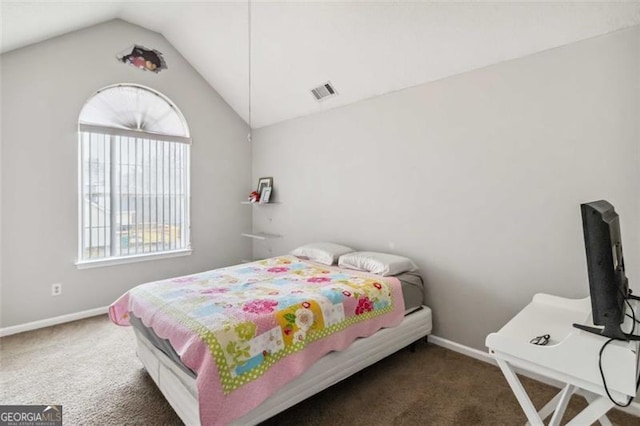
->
[110,252,432,425]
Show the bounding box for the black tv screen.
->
[580,200,629,340]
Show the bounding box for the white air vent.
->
[311,81,337,101]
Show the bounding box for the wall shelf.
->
[241,198,281,261]
[241,201,282,205]
[241,232,281,240]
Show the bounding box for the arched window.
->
[77,84,191,266]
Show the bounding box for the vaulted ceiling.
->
[2,1,640,128]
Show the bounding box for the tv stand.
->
[486,293,640,425]
[572,291,640,341]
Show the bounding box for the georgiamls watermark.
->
[0,405,62,426]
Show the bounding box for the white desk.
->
[486,293,640,426]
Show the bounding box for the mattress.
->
[130,271,425,379]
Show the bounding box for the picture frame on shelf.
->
[256,177,273,194]
[259,186,272,204]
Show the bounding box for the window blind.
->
[79,130,190,261]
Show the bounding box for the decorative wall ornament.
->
[117,45,167,73]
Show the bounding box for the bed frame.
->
[134,306,432,425]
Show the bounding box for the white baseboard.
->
[0,306,109,337]
[428,335,497,365]
[428,334,640,418]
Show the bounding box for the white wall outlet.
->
[51,283,62,296]
[388,241,396,250]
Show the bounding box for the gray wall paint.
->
[252,26,640,350]
[1,20,252,327]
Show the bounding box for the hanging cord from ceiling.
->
[247,0,252,142]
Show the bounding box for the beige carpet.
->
[0,315,637,425]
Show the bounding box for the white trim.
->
[0,306,109,337]
[428,334,640,418]
[76,248,192,269]
[428,335,496,365]
[79,123,192,145]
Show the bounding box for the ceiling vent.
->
[311,81,338,101]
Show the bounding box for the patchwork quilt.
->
[109,255,404,425]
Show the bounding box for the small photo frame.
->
[259,186,272,204]
[256,177,273,194]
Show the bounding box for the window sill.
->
[75,248,192,269]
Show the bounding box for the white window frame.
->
[76,104,192,269]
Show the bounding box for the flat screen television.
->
[573,200,638,340]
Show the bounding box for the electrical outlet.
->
[52,283,62,296]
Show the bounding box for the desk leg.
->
[527,384,575,425]
[548,384,575,426]
[582,393,612,426]
[496,358,544,426]
[565,394,614,426]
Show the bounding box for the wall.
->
[1,20,252,327]
[252,26,640,350]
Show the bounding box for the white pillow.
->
[290,242,354,266]
[338,251,418,276]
